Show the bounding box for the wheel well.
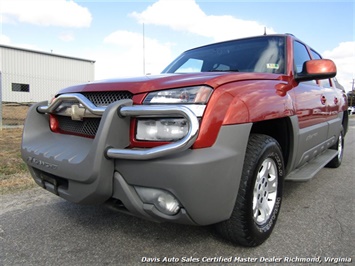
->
[250,117,293,169]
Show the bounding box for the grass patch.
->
[0,128,36,194]
[2,103,30,125]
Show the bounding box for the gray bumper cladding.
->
[22,100,131,204]
[22,95,200,204]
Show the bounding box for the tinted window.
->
[319,79,331,88]
[310,49,331,87]
[310,49,322,60]
[175,58,203,73]
[163,36,286,74]
[293,41,311,73]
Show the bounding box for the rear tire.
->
[216,134,284,247]
[326,128,344,168]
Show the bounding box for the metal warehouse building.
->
[0,45,95,103]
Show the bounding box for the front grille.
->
[81,91,133,106]
[54,91,133,137]
[57,116,100,137]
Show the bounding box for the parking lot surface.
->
[1,119,354,266]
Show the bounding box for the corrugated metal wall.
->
[0,45,95,103]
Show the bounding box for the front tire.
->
[216,134,284,247]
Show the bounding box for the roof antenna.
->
[264,27,267,35]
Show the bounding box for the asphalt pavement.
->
[1,119,354,266]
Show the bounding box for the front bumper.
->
[22,99,251,225]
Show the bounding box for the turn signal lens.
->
[49,114,59,132]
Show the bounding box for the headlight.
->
[143,86,212,104]
[136,86,212,142]
[136,118,188,141]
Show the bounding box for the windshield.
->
[162,36,286,74]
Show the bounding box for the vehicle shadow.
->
[53,199,216,246]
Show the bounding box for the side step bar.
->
[285,149,338,181]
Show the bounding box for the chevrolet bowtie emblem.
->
[70,104,86,121]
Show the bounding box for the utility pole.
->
[143,23,146,75]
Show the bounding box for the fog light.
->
[135,187,181,215]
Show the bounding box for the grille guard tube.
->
[37,93,106,115]
[37,93,200,160]
[108,105,199,160]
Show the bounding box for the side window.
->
[310,49,322,60]
[310,49,331,88]
[319,78,332,88]
[293,41,311,73]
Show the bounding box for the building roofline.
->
[0,44,95,63]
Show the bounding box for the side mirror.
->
[295,59,337,82]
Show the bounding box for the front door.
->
[292,41,329,168]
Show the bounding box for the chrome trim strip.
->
[107,105,199,160]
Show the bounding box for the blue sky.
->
[1,0,354,91]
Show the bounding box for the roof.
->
[0,44,95,63]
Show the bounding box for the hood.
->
[58,72,281,95]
